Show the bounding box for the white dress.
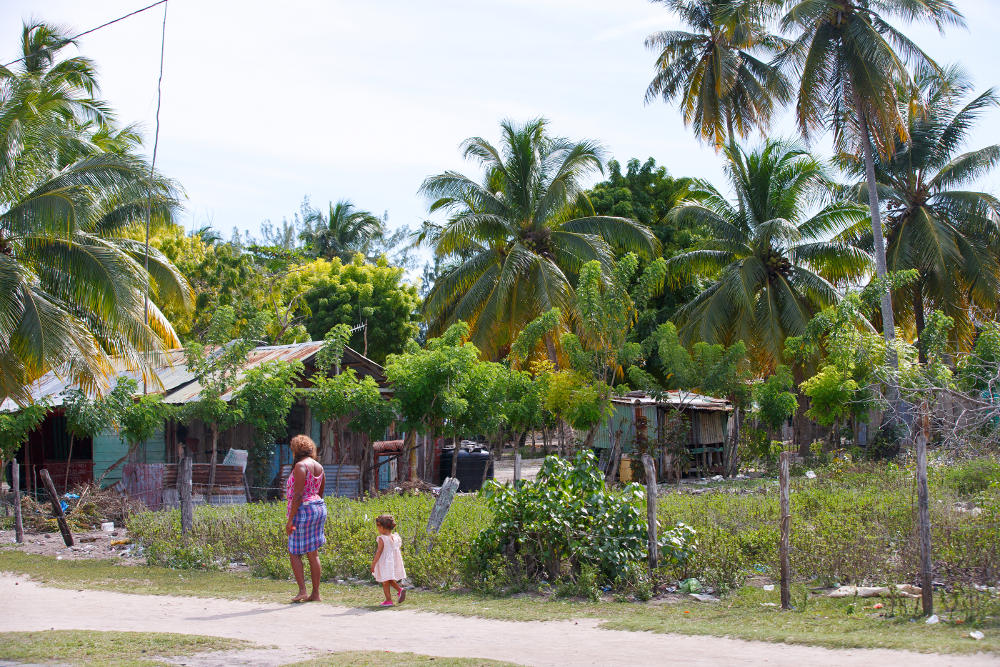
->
[373,533,406,583]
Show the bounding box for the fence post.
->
[425,476,459,552]
[513,451,522,485]
[779,450,791,610]
[642,454,659,572]
[13,464,23,544]
[916,406,933,616]
[39,469,73,547]
[179,456,193,536]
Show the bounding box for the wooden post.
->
[779,450,791,610]
[179,455,193,535]
[916,407,933,616]
[513,451,522,485]
[425,476,459,552]
[642,454,658,572]
[39,469,73,547]
[206,423,218,505]
[13,463,23,544]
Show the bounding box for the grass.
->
[289,652,519,666]
[1,552,996,656]
[0,629,248,666]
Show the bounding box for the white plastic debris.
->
[101,522,114,532]
[970,631,985,641]
[805,470,817,479]
[763,584,775,591]
[925,614,940,625]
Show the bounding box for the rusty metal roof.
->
[2,341,385,411]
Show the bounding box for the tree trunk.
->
[854,93,896,346]
[206,422,219,505]
[544,334,558,366]
[63,434,75,492]
[779,451,791,610]
[39,469,73,547]
[914,281,927,364]
[915,407,933,616]
[450,434,460,480]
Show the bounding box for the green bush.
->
[939,458,1000,496]
[466,452,648,589]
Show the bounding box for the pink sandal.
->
[380,600,394,607]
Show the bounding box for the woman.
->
[285,434,327,602]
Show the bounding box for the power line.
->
[3,0,169,68]
[143,0,170,395]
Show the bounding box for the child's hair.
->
[376,514,396,530]
[290,434,317,462]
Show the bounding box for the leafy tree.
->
[418,118,659,359]
[645,0,790,147]
[0,402,46,484]
[233,360,304,488]
[183,306,267,497]
[152,226,324,343]
[836,65,1000,356]
[384,322,481,481]
[59,379,132,489]
[752,366,797,432]
[780,0,966,346]
[95,378,175,486]
[0,22,191,403]
[958,323,1000,396]
[585,158,700,335]
[304,255,421,364]
[668,141,869,370]
[300,199,385,261]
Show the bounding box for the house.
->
[2,341,393,500]
[591,390,732,478]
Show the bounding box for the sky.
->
[3,0,999,254]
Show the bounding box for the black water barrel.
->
[438,448,494,491]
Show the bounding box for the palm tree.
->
[836,65,1000,358]
[779,0,965,345]
[419,118,659,359]
[0,22,191,404]
[645,0,790,148]
[300,199,384,261]
[669,140,870,369]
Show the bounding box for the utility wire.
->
[143,0,169,395]
[3,0,169,68]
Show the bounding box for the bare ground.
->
[1,575,995,667]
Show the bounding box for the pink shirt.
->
[286,466,324,516]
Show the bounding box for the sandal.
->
[398,588,406,604]
[380,600,394,607]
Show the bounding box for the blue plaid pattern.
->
[288,500,327,555]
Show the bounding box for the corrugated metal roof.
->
[612,390,731,411]
[2,341,385,411]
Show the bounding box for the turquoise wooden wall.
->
[92,427,166,486]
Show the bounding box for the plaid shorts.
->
[288,500,327,555]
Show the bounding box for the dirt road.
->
[0,575,992,666]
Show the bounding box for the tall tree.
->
[667,141,869,370]
[645,0,790,148]
[779,0,965,345]
[300,199,384,262]
[419,118,659,359]
[0,22,190,403]
[836,64,1000,358]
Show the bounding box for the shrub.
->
[466,451,648,588]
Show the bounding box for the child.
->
[371,513,407,606]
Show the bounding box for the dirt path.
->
[1,575,994,666]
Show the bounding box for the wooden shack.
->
[591,390,731,477]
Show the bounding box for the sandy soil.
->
[492,458,543,484]
[0,528,143,563]
[0,575,994,667]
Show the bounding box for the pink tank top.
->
[286,465,324,515]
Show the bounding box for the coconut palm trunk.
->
[854,92,897,347]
